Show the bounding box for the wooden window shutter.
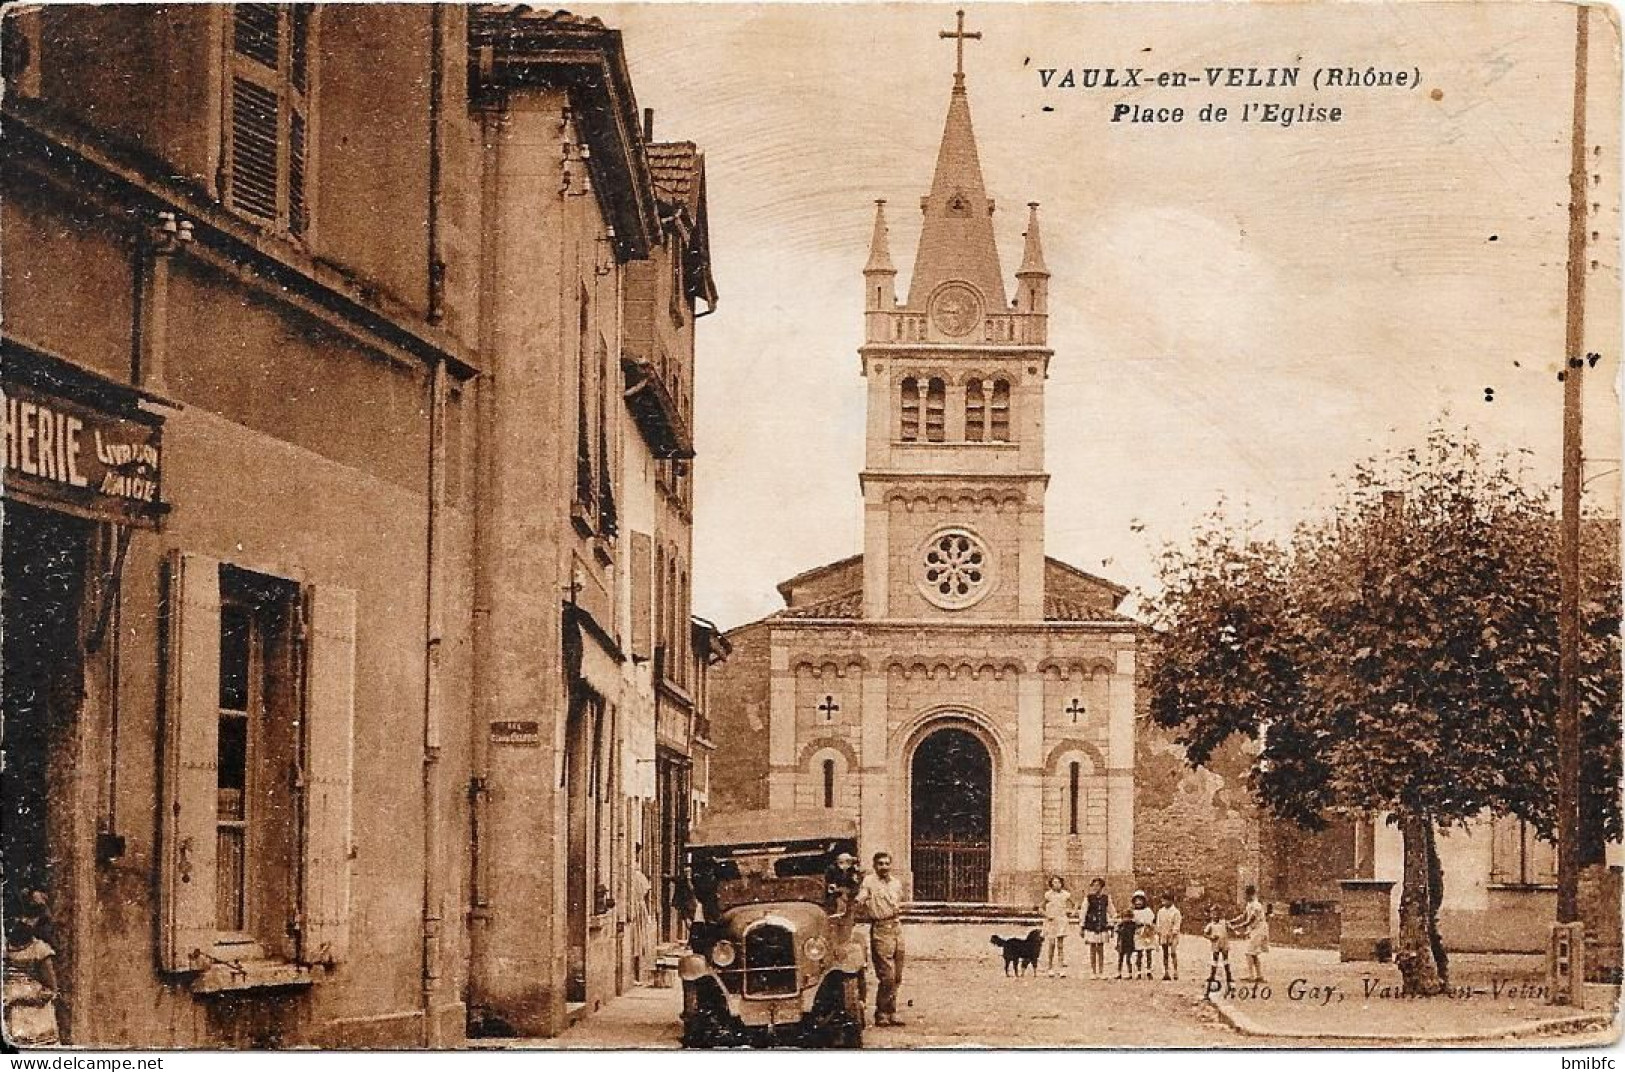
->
[630,531,653,662]
[229,75,280,221]
[160,551,222,973]
[301,584,356,965]
[1528,826,1558,886]
[1488,815,1519,884]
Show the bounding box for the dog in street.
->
[990,928,1044,976]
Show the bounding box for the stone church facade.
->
[708,47,1144,904]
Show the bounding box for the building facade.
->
[2,4,721,1045]
[708,50,1142,906]
[2,4,481,1046]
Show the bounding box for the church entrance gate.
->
[909,726,992,902]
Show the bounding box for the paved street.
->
[546,928,1244,1048]
[540,927,1618,1049]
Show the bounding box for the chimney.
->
[643,107,655,142]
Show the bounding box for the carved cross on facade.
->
[939,9,982,82]
[819,695,840,721]
[1066,698,1086,724]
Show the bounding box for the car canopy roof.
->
[689,808,858,850]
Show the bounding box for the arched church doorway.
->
[910,726,992,902]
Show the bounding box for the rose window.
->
[919,529,993,609]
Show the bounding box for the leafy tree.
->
[1148,430,1621,996]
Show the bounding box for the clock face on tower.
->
[930,282,982,338]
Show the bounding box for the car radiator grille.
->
[743,924,798,997]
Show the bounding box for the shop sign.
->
[3,379,164,528]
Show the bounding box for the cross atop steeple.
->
[939,9,981,86]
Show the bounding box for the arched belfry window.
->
[924,377,946,442]
[900,377,920,442]
[965,380,986,442]
[990,379,1011,442]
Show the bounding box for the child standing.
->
[4,910,60,1045]
[1080,877,1114,979]
[1040,875,1074,977]
[1154,893,1183,981]
[1114,908,1137,980]
[1231,884,1267,983]
[1130,890,1156,980]
[1202,904,1233,991]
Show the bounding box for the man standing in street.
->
[854,851,906,1027]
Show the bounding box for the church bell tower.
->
[859,11,1052,624]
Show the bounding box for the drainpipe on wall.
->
[465,99,505,1026]
[419,7,451,1046]
[421,353,448,1047]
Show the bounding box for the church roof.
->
[774,553,863,603]
[762,554,1135,623]
[774,592,864,620]
[905,74,1008,310]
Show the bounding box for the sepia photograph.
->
[0,0,1621,1057]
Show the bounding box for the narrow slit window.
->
[823,759,836,809]
[1068,761,1081,835]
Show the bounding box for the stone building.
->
[2,4,482,1046]
[708,39,1143,905]
[1,3,721,1045]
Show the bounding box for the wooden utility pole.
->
[1556,0,1590,928]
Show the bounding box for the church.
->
[706,16,1145,904]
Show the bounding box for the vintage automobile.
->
[676,810,868,1048]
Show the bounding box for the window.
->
[923,377,946,442]
[225,4,314,237]
[918,527,992,610]
[596,337,617,538]
[1490,816,1557,886]
[575,287,594,514]
[629,532,653,662]
[990,379,1011,441]
[900,377,920,442]
[965,380,986,442]
[214,575,302,943]
[822,760,836,809]
[161,552,354,974]
[1068,762,1081,835]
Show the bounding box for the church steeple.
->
[905,12,1007,310]
[1015,202,1048,315]
[864,199,897,312]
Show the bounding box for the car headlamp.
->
[678,954,708,982]
[710,939,737,968]
[803,935,829,962]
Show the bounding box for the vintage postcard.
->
[0,0,1620,1056]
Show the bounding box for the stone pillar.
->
[1105,646,1135,878]
[1011,671,1044,895]
[857,669,889,852]
[1016,499,1045,619]
[1338,879,1396,961]
[767,644,796,809]
[862,495,889,619]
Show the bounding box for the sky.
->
[598,2,1622,630]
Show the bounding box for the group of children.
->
[1038,876,1272,985]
